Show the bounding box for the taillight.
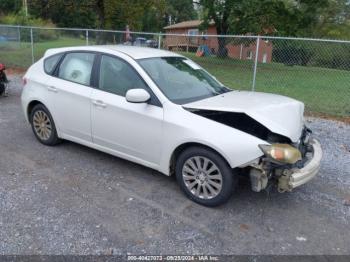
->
[22,77,27,86]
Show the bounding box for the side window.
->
[99,55,148,96]
[44,54,62,75]
[58,52,95,85]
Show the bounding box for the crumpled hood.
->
[184,91,305,142]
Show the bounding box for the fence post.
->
[17,25,21,47]
[158,33,161,49]
[239,44,243,60]
[252,36,260,91]
[86,30,89,46]
[30,27,34,64]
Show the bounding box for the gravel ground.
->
[0,75,349,255]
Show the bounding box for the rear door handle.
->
[47,86,58,93]
[92,100,107,108]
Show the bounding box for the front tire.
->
[30,104,61,146]
[175,146,237,207]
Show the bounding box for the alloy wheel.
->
[32,110,52,141]
[182,156,223,199]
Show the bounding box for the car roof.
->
[44,45,183,60]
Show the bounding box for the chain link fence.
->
[0,24,349,117]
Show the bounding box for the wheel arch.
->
[27,100,44,121]
[169,142,232,176]
[26,100,58,135]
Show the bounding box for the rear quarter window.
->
[44,54,62,75]
[58,52,95,86]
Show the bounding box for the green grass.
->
[181,52,350,117]
[0,37,349,117]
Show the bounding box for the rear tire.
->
[175,146,237,207]
[30,104,61,146]
[0,83,5,96]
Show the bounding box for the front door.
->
[91,54,163,166]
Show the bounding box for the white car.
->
[21,46,322,206]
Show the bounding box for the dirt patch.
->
[5,68,26,76]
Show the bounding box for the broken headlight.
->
[258,144,302,164]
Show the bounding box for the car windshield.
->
[138,57,230,104]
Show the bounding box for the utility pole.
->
[23,0,28,16]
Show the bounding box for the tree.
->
[9,0,350,43]
[142,1,167,32]
[229,0,289,35]
[28,0,50,19]
[0,0,22,15]
[198,0,336,57]
[281,0,330,37]
[165,0,197,25]
[198,0,236,57]
[198,0,332,36]
[104,0,154,30]
[93,0,165,42]
[46,0,96,28]
[27,0,96,28]
[303,0,350,39]
[95,0,106,29]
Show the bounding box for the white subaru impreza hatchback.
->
[21,45,322,206]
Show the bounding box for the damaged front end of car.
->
[187,109,322,193]
[251,127,322,192]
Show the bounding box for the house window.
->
[188,29,199,45]
[247,51,253,60]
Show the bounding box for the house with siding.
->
[163,20,272,63]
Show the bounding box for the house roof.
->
[164,20,204,30]
[164,20,276,35]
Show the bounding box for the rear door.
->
[47,52,96,142]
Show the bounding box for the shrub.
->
[272,39,350,70]
[0,11,59,41]
[272,40,314,66]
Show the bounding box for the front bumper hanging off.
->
[277,138,323,192]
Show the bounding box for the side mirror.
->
[125,89,151,103]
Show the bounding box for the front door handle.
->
[92,100,107,108]
[47,86,58,93]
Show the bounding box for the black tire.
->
[175,146,237,207]
[30,104,61,146]
[0,83,5,96]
